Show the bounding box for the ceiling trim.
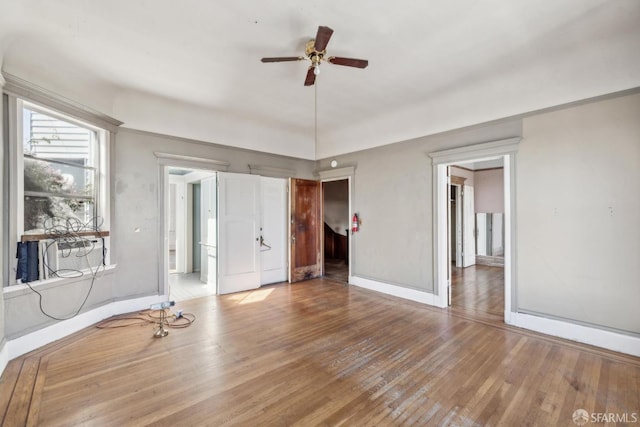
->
[1,72,123,133]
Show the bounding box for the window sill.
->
[4,264,117,299]
[21,230,110,242]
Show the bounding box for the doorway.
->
[448,161,504,318]
[430,137,520,322]
[161,166,289,299]
[167,167,217,302]
[322,179,350,283]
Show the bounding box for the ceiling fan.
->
[261,26,368,86]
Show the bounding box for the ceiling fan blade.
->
[304,66,316,86]
[261,56,304,63]
[314,26,334,52]
[328,57,369,68]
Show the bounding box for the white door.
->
[218,172,261,294]
[260,177,288,285]
[200,176,217,285]
[454,185,463,268]
[492,213,504,256]
[476,213,487,256]
[462,184,476,267]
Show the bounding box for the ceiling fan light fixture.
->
[261,25,368,86]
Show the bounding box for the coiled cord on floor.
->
[95,309,195,329]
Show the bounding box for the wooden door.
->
[217,172,261,294]
[290,178,322,282]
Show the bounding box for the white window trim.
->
[3,75,120,287]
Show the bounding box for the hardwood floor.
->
[324,259,348,283]
[451,264,504,319]
[1,279,638,426]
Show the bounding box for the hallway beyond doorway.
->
[451,264,504,320]
[324,259,348,283]
[170,272,215,302]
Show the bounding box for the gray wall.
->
[517,93,640,334]
[319,92,639,335]
[318,121,522,292]
[3,128,314,339]
[4,275,115,338]
[112,128,315,300]
[474,169,504,213]
[3,88,638,343]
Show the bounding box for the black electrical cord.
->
[25,216,197,329]
[96,309,196,329]
[24,216,105,321]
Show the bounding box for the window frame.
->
[2,75,120,287]
[19,100,103,234]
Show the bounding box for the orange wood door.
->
[290,178,322,282]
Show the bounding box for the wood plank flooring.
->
[324,259,349,283]
[1,278,639,426]
[451,264,504,318]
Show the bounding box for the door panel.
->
[218,172,261,294]
[462,184,476,267]
[261,177,288,285]
[200,177,217,285]
[290,178,322,282]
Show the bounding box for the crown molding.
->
[1,72,123,132]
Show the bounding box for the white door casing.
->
[429,137,519,316]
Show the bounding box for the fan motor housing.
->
[305,39,325,63]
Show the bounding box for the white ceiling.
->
[1,1,639,160]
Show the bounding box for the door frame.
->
[321,177,353,283]
[156,153,230,297]
[317,165,355,284]
[448,181,463,268]
[429,138,520,322]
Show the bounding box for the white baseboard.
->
[350,276,446,308]
[509,312,640,357]
[5,294,168,363]
[349,276,640,357]
[0,341,8,379]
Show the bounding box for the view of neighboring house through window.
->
[22,105,98,233]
